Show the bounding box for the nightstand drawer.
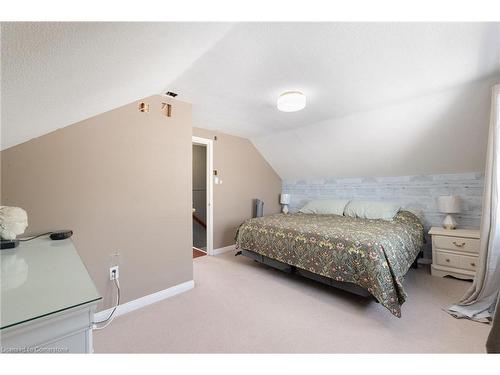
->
[435,250,478,271]
[429,227,480,279]
[460,255,479,272]
[435,251,462,269]
[433,235,479,254]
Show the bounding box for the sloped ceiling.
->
[0,22,234,149]
[171,23,500,138]
[2,22,500,179]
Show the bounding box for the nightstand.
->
[429,227,480,280]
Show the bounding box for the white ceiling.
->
[170,23,500,138]
[1,22,233,149]
[2,22,500,179]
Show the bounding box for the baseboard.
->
[94,280,194,321]
[212,244,236,256]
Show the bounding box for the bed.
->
[235,210,424,317]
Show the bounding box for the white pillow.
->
[299,199,349,215]
[343,200,401,220]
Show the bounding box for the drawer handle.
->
[452,241,466,248]
[470,262,476,267]
[445,258,450,263]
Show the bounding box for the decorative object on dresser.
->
[437,195,461,230]
[0,206,28,250]
[429,227,480,280]
[280,194,291,214]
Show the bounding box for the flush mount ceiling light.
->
[277,91,306,112]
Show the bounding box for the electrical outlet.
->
[109,266,119,280]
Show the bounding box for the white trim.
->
[192,246,207,254]
[192,136,214,255]
[93,280,194,322]
[212,244,236,256]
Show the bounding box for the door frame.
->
[192,136,214,255]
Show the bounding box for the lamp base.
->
[442,214,457,230]
[282,204,289,214]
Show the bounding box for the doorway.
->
[192,136,213,258]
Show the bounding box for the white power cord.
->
[93,275,120,330]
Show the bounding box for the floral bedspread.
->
[235,211,424,317]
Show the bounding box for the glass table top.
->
[1,237,101,330]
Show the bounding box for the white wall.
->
[253,78,496,180]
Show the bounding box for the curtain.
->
[487,296,500,353]
[447,85,500,323]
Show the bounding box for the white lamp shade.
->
[280,194,291,205]
[437,195,461,214]
[277,91,306,112]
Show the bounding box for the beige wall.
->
[1,95,193,310]
[193,127,282,248]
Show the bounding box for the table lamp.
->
[280,194,291,214]
[437,195,461,230]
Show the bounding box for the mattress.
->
[235,211,424,317]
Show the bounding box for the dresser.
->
[429,227,480,280]
[1,237,101,353]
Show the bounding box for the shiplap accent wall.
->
[282,172,484,259]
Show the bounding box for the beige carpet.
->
[94,251,491,353]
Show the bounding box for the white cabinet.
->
[429,227,480,280]
[1,237,101,353]
[1,304,97,353]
